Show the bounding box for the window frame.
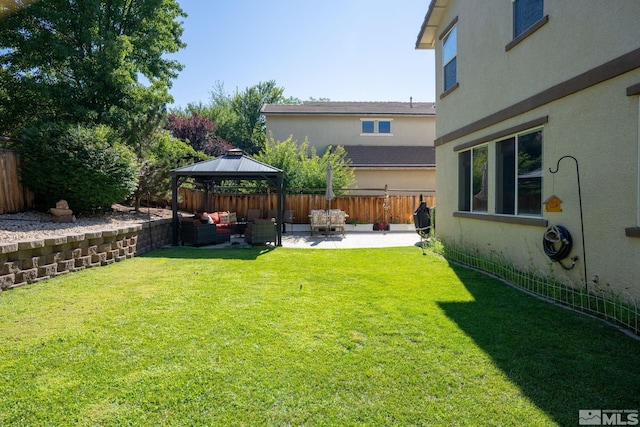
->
[361,120,375,134]
[506,0,548,51]
[495,128,544,217]
[378,120,391,134]
[513,0,543,38]
[438,16,459,97]
[626,83,640,237]
[636,93,640,230]
[442,24,457,94]
[360,119,393,136]
[458,145,488,213]
[456,125,544,219]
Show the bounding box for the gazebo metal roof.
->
[171,149,283,179]
[170,149,285,246]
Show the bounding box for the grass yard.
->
[0,246,639,426]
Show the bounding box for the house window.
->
[378,120,391,134]
[360,119,392,135]
[362,120,375,134]
[458,145,488,212]
[513,0,543,38]
[625,84,640,237]
[442,24,457,93]
[637,96,640,228]
[496,129,543,216]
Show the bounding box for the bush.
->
[17,124,138,212]
[252,133,355,194]
[136,130,209,207]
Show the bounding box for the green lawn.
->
[1,246,638,426]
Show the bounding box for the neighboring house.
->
[416,1,640,299]
[261,101,436,196]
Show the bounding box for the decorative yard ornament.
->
[543,195,563,212]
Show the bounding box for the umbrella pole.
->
[325,161,335,237]
[327,199,331,237]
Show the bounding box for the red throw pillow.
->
[211,212,220,224]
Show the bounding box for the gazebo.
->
[170,149,285,246]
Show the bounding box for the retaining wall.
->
[0,218,173,291]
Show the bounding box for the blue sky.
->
[168,1,436,109]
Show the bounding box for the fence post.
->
[0,149,34,214]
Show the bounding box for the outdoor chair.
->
[309,209,347,236]
[244,220,277,245]
[247,209,261,222]
[180,219,230,246]
[284,210,295,234]
[328,209,347,236]
[309,210,327,236]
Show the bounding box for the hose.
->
[543,225,573,262]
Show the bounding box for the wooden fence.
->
[0,148,435,221]
[0,149,34,214]
[178,188,435,224]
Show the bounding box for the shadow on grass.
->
[439,263,640,426]
[141,245,275,260]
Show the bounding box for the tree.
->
[190,80,286,155]
[253,133,355,194]
[165,112,233,157]
[136,130,208,207]
[184,81,326,156]
[0,0,186,136]
[230,80,284,153]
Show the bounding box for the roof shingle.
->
[344,145,435,167]
[261,101,435,116]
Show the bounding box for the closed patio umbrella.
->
[325,162,335,235]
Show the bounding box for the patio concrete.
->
[199,230,425,249]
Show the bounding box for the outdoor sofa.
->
[180,216,231,246]
[309,209,348,236]
[192,211,238,233]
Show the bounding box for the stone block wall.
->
[136,218,173,254]
[0,218,174,292]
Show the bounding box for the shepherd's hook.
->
[549,155,587,289]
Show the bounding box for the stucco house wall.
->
[262,102,436,196]
[417,0,640,299]
[354,168,436,195]
[266,114,435,153]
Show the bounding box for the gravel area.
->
[0,205,175,244]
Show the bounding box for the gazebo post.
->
[171,175,179,246]
[203,181,209,213]
[276,173,284,246]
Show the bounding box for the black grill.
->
[413,201,433,238]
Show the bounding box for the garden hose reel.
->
[542,224,578,270]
